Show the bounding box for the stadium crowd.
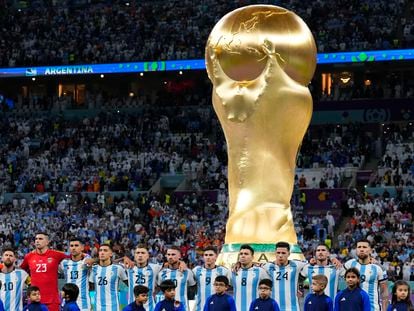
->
[0,185,412,309]
[0,169,412,309]
[0,105,222,194]
[1,101,372,196]
[0,0,413,67]
[0,110,412,310]
[0,107,386,253]
[337,124,414,283]
[0,87,412,287]
[0,0,413,311]
[298,123,369,169]
[340,189,414,282]
[368,123,414,193]
[0,191,228,266]
[0,108,354,265]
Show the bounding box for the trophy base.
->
[217,243,304,268]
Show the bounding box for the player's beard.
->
[358,253,368,260]
[4,261,13,268]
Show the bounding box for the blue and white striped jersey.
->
[192,265,231,311]
[89,264,128,311]
[157,268,196,311]
[0,269,28,311]
[301,263,342,300]
[344,259,387,311]
[264,260,307,311]
[231,266,269,311]
[127,263,162,311]
[60,258,91,311]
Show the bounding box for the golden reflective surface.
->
[205,5,316,245]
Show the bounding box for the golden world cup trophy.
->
[205,5,316,265]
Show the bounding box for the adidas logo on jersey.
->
[255,307,259,310]
[341,297,346,301]
[210,301,214,305]
[308,301,312,304]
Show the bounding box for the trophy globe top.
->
[205,5,317,86]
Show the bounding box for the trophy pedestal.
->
[216,243,304,268]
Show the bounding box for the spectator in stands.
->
[0,0,411,69]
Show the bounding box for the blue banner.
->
[0,60,206,78]
[316,48,414,64]
[0,49,413,78]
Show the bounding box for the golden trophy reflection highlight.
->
[206,5,316,248]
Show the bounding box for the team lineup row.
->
[0,233,406,311]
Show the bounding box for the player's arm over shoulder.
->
[294,259,308,269]
[376,265,388,282]
[343,259,354,269]
[20,252,32,271]
[258,265,270,279]
[51,249,70,261]
[116,264,129,285]
[187,269,196,286]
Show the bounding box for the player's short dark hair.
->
[203,246,218,254]
[316,244,329,251]
[240,244,254,255]
[259,279,273,288]
[35,232,49,238]
[135,244,149,250]
[27,286,41,297]
[134,285,149,297]
[62,283,79,301]
[275,241,290,251]
[214,275,229,286]
[70,237,84,244]
[2,247,15,254]
[160,280,176,292]
[99,243,113,251]
[312,275,328,287]
[345,267,360,278]
[356,239,371,247]
[167,245,181,253]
